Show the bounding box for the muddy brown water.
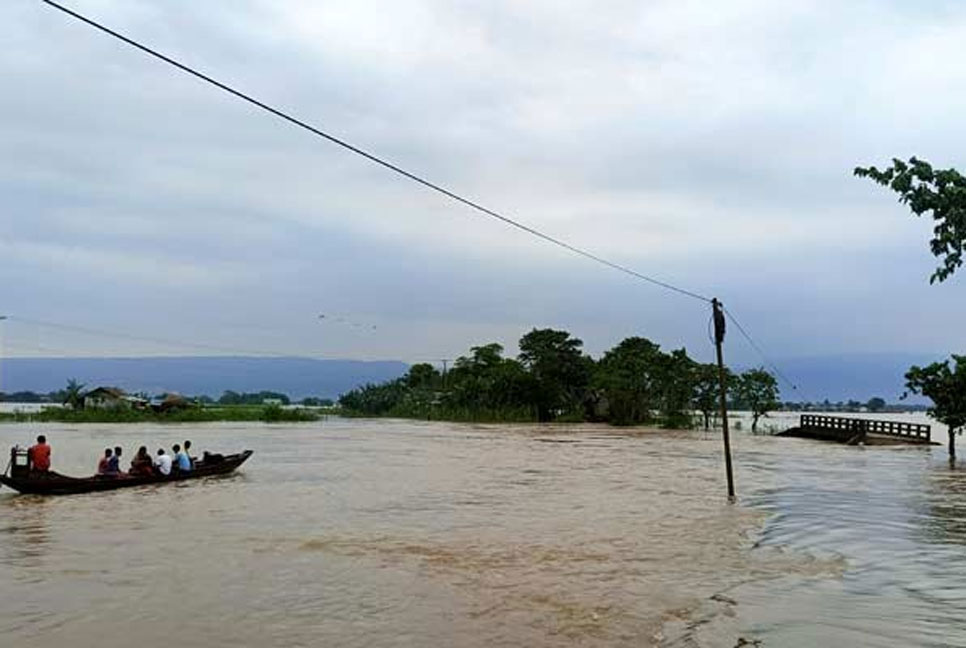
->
[1,419,964,647]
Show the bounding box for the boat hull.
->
[0,450,253,496]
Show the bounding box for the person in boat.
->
[172,443,191,473]
[202,450,225,465]
[129,446,153,476]
[28,435,51,473]
[183,440,195,467]
[97,448,113,475]
[154,448,173,476]
[107,446,125,476]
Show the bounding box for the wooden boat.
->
[0,447,253,496]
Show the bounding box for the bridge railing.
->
[800,414,930,442]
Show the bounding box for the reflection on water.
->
[0,419,964,646]
[921,467,966,546]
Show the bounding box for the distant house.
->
[83,387,149,410]
[153,393,191,413]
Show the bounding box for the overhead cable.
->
[38,0,711,304]
[722,307,798,390]
[37,1,798,386]
[5,316,450,364]
[7,316,296,357]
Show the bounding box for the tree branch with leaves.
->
[855,157,966,283]
[904,355,966,458]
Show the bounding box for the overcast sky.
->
[2,0,964,371]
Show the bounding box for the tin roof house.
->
[83,387,149,410]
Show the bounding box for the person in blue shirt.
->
[106,446,123,475]
[172,443,191,473]
[183,440,195,468]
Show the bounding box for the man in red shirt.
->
[28,435,51,473]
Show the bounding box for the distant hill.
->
[0,356,409,400]
[773,353,945,404]
[0,352,944,405]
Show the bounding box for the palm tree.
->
[63,378,86,410]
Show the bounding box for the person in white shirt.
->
[154,448,173,476]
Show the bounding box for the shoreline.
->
[0,404,322,424]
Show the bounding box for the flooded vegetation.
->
[340,327,778,428]
[2,419,965,646]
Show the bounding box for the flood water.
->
[1,418,964,647]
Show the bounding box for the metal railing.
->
[800,414,931,442]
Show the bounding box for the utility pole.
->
[0,316,7,404]
[711,299,735,500]
[440,359,449,389]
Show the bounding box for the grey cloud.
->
[2,0,965,367]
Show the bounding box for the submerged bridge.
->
[779,414,933,445]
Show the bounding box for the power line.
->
[722,307,798,391]
[36,0,798,387]
[38,0,711,304]
[7,316,300,357]
[5,316,456,365]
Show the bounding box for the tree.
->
[406,363,441,389]
[443,343,536,416]
[338,379,408,416]
[219,390,290,405]
[694,363,728,429]
[594,337,664,425]
[218,390,242,405]
[855,157,966,283]
[866,397,886,412]
[904,356,966,458]
[518,328,590,421]
[733,368,779,432]
[62,378,86,410]
[657,348,698,428]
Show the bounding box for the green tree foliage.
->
[0,391,47,403]
[904,356,966,457]
[855,157,966,283]
[218,390,291,405]
[406,363,441,389]
[732,368,779,432]
[693,363,724,430]
[300,397,334,407]
[658,349,699,428]
[866,397,886,412]
[63,378,86,410]
[518,329,590,421]
[594,337,664,425]
[339,328,762,428]
[446,344,536,416]
[338,379,408,416]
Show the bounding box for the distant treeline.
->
[780,398,929,413]
[204,391,335,407]
[0,404,318,424]
[339,328,781,429]
[0,390,334,407]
